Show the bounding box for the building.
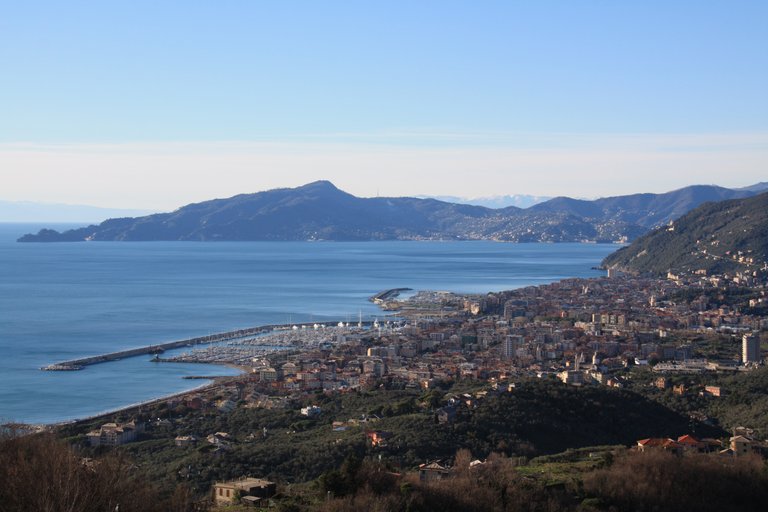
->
[300,405,322,417]
[742,333,761,364]
[418,462,451,482]
[212,477,276,506]
[435,406,457,424]
[362,358,385,377]
[174,435,198,447]
[503,335,523,359]
[366,430,393,447]
[703,385,723,397]
[676,434,705,452]
[86,421,144,447]
[730,435,753,456]
[636,438,682,455]
[558,370,584,386]
[259,367,279,382]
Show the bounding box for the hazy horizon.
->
[2,178,766,224]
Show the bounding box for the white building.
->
[86,421,144,447]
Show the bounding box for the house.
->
[676,434,705,452]
[212,477,276,506]
[703,385,723,397]
[174,435,198,447]
[435,406,457,424]
[207,432,232,446]
[730,435,753,456]
[419,461,451,482]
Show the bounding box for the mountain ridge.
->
[17,180,768,243]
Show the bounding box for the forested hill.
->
[602,191,768,276]
[17,180,768,243]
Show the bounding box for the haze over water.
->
[0,224,617,424]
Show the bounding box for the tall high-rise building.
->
[742,333,761,364]
[503,335,523,359]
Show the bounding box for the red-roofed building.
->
[366,430,393,447]
[636,438,682,455]
[677,434,705,452]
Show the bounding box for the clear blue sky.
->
[1,1,766,208]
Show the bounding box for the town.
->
[159,267,767,397]
[49,264,768,510]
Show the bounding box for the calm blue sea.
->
[0,223,618,424]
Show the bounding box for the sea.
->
[0,223,618,424]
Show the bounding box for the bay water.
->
[0,223,617,424]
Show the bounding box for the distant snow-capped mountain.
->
[418,194,552,209]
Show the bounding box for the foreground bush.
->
[584,450,768,512]
[0,432,198,512]
[315,449,768,512]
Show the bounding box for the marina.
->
[156,320,394,367]
[41,321,379,371]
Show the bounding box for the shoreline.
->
[6,363,251,431]
[49,372,245,429]
[72,359,255,427]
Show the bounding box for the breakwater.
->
[370,287,412,304]
[40,321,371,371]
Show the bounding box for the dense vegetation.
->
[621,363,768,440]
[59,378,723,496]
[11,374,768,511]
[603,191,768,275]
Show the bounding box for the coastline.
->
[4,363,251,431]
[1,241,615,429]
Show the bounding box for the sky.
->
[1,0,766,210]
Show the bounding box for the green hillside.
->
[602,192,768,276]
[58,379,722,494]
